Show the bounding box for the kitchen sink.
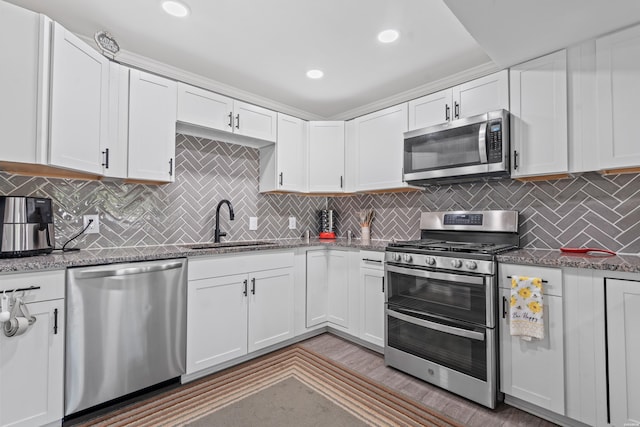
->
[187,241,277,250]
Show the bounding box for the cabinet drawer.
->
[360,250,384,269]
[498,263,562,297]
[188,251,294,281]
[0,270,65,302]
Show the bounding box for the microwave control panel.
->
[487,120,503,163]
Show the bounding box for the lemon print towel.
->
[510,276,544,341]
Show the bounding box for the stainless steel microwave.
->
[403,109,510,186]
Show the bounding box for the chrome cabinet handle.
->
[454,101,460,119]
[235,114,240,129]
[228,112,233,128]
[243,279,248,296]
[251,277,256,295]
[445,104,450,121]
[102,148,110,169]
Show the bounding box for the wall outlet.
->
[83,214,100,234]
[288,216,296,229]
[249,217,258,231]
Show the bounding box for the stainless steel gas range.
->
[384,210,519,409]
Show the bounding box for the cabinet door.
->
[128,70,177,182]
[352,104,409,192]
[233,100,277,142]
[596,25,640,169]
[360,267,385,347]
[248,267,295,352]
[606,278,640,426]
[103,62,129,178]
[177,83,234,132]
[276,113,307,192]
[510,50,568,178]
[327,250,349,328]
[306,251,328,327]
[0,300,64,427]
[408,88,452,131]
[453,70,509,119]
[499,288,565,415]
[308,121,345,192]
[186,274,248,374]
[49,22,108,175]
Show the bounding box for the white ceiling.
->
[6,0,492,119]
[6,1,640,120]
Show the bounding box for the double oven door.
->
[384,261,498,408]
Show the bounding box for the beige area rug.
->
[79,345,463,427]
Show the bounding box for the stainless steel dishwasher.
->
[65,258,187,416]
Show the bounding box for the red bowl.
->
[319,232,336,239]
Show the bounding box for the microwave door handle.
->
[386,308,485,341]
[478,122,488,164]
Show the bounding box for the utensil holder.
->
[361,226,370,243]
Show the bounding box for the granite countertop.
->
[2,240,640,274]
[497,249,640,274]
[0,238,390,273]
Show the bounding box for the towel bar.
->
[506,276,548,283]
[1,286,42,294]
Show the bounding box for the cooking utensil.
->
[560,247,616,256]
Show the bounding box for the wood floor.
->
[299,333,557,427]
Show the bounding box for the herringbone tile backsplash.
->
[0,135,326,249]
[329,173,640,254]
[1,134,639,254]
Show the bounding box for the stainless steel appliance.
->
[384,210,519,408]
[0,196,54,258]
[65,259,187,416]
[403,110,510,186]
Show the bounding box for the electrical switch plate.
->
[83,214,100,234]
[249,217,258,231]
[289,216,296,229]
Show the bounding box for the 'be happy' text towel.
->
[510,276,544,341]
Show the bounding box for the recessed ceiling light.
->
[306,69,324,79]
[377,29,399,43]
[162,0,190,17]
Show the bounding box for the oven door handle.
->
[385,264,485,285]
[386,308,485,341]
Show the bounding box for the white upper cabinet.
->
[308,121,345,193]
[0,2,47,166]
[596,24,640,170]
[49,22,109,175]
[408,70,509,131]
[176,83,276,143]
[510,50,568,178]
[349,104,410,192]
[260,113,307,193]
[128,69,177,182]
[177,83,234,132]
[103,62,129,179]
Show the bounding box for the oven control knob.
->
[425,257,436,266]
[393,253,401,262]
[451,259,462,268]
[403,254,413,263]
[465,261,478,270]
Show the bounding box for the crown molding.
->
[328,61,501,121]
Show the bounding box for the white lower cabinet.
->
[305,249,349,329]
[359,251,385,347]
[606,278,640,427]
[498,264,565,416]
[186,252,294,375]
[0,271,65,427]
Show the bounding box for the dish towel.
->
[510,276,544,341]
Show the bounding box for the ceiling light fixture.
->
[377,29,399,43]
[306,69,324,79]
[162,0,190,17]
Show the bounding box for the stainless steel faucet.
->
[214,199,235,243]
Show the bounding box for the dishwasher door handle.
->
[72,261,184,279]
